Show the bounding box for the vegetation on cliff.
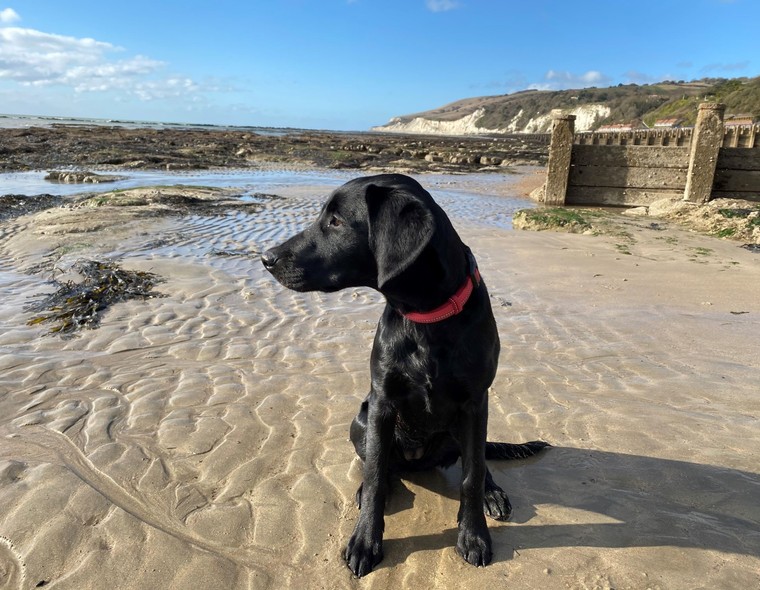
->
[380,76,760,133]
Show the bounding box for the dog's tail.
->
[485,440,550,460]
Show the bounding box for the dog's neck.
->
[382,245,478,323]
[402,256,480,324]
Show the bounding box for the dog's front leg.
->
[456,399,492,566]
[344,396,395,577]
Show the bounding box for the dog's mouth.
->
[260,250,301,286]
[264,263,308,292]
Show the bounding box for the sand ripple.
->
[1,173,759,589]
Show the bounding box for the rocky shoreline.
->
[3,123,757,247]
[0,124,548,174]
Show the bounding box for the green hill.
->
[375,76,760,134]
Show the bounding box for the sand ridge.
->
[1,175,759,589]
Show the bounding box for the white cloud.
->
[133,76,201,101]
[0,18,206,101]
[701,61,748,72]
[546,70,608,85]
[529,69,612,90]
[426,0,461,12]
[623,70,660,84]
[0,7,20,24]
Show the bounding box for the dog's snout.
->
[261,249,279,269]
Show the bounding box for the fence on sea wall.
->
[542,103,760,207]
[573,123,758,149]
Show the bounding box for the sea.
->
[0,112,302,135]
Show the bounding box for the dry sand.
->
[1,175,759,590]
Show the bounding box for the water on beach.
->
[0,168,538,230]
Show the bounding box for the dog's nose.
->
[261,249,279,269]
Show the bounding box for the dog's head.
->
[261,174,463,298]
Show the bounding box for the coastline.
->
[1,136,759,588]
[0,124,548,175]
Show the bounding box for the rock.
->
[45,170,123,184]
[529,185,545,202]
[0,125,550,174]
[647,197,683,217]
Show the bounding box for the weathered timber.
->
[569,166,687,189]
[716,148,760,172]
[542,102,758,207]
[575,129,693,147]
[565,186,684,207]
[723,124,759,149]
[684,103,725,204]
[712,169,760,192]
[543,111,575,206]
[571,145,689,168]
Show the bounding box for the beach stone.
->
[45,170,122,184]
[647,197,682,217]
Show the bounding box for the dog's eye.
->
[328,215,344,228]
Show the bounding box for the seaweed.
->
[513,207,593,231]
[26,259,164,336]
[717,208,753,219]
[0,194,61,222]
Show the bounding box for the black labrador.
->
[261,174,547,577]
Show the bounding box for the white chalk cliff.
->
[372,104,611,135]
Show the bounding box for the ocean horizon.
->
[0,112,349,135]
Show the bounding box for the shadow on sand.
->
[377,446,760,568]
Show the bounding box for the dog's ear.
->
[365,183,435,289]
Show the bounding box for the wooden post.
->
[684,102,725,204]
[731,127,740,148]
[543,111,575,206]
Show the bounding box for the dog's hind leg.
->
[482,440,550,520]
[483,468,511,521]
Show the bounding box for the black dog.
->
[261,174,547,577]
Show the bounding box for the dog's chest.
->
[378,335,461,426]
[380,333,434,394]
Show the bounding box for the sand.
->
[1,174,759,590]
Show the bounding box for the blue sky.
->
[0,1,757,130]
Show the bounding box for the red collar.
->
[402,262,481,324]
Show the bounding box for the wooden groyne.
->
[542,104,759,207]
[574,123,758,149]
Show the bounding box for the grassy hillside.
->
[640,77,760,126]
[392,77,760,131]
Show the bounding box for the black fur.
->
[262,174,548,577]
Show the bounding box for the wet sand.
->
[1,174,759,589]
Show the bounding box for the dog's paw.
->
[483,485,512,521]
[355,483,363,508]
[456,524,493,567]
[344,528,383,578]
